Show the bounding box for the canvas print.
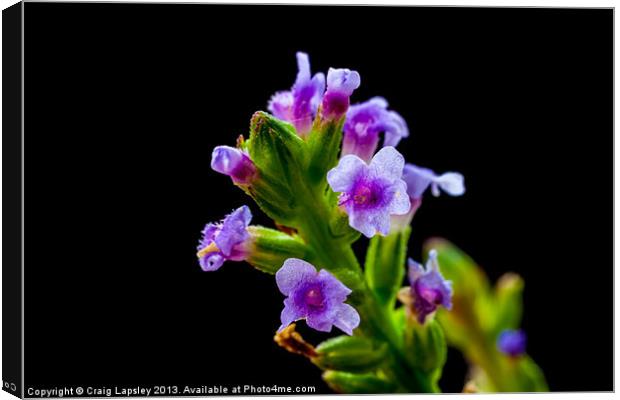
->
[2,2,613,397]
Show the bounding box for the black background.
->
[23,4,612,393]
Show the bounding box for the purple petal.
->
[317,269,352,303]
[434,172,466,196]
[198,223,219,250]
[333,303,360,336]
[211,146,256,184]
[199,252,225,272]
[349,208,390,238]
[268,91,294,120]
[327,155,367,193]
[326,68,361,96]
[278,299,301,332]
[387,179,411,216]
[294,52,311,82]
[369,146,405,183]
[275,258,318,296]
[306,312,334,333]
[214,206,252,256]
[382,111,410,147]
[402,163,436,200]
[407,258,425,282]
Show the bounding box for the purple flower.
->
[211,146,257,185]
[268,52,325,137]
[343,97,410,162]
[497,329,527,357]
[276,258,360,335]
[402,163,465,200]
[408,250,452,324]
[321,68,361,121]
[327,146,410,238]
[197,206,253,271]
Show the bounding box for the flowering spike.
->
[321,68,361,122]
[343,97,410,162]
[211,146,257,185]
[268,52,325,137]
[407,250,453,324]
[197,206,253,271]
[497,329,527,357]
[327,147,410,238]
[276,258,360,335]
[402,163,465,200]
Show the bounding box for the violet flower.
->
[402,163,465,200]
[197,206,253,271]
[497,329,527,357]
[276,258,360,335]
[327,146,410,238]
[321,67,361,122]
[268,52,325,137]
[211,146,257,185]
[343,97,410,162]
[408,249,452,324]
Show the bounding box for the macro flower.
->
[321,67,361,121]
[197,206,253,271]
[402,163,465,200]
[327,146,410,238]
[276,258,360,335]
[268,52,325,137]
[408,249,453,324]
[343,97,409,162]
[497,329,527,357]
[211,146,257,185]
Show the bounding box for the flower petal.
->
[402,163,436,199]
[275,258,318,296]
[435,172,466,196]
[327,155,367,193]
[317,269,352,303]
[278,300,301,332]
[333,303,361,336]
[370,146,405,182]
[199,252,225,272]
[215,206,252,256]
[388,179,411,215]
[326,68,361,96]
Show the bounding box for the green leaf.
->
[313,336,388,373]
[322,371,396,394]
[364,227,411,310]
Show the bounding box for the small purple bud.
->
[321,68,361,121]
[197,206,253,271]
[408,250,452,324]
[327,147,410,238]
[276,258,360,335]
[268,52,325,137]
[497,329,527,357]
[343,97,410,162]
[211,146,257,185]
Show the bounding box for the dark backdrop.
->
[23,4,613,393]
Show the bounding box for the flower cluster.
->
[199,52,466,335]
[190,50,545,394]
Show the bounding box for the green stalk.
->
[294,191,436,393]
